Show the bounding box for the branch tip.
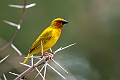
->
[0,55,9,63]
[3,20,8,23]
[3,74,7,80]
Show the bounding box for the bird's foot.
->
[43,52,54,61]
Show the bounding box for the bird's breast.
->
[42,29,61,51]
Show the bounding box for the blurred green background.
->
[0,0,120,80]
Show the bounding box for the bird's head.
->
[50,18,68,29]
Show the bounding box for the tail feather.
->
[23,53,32,64]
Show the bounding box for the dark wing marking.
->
[29,31,52,53]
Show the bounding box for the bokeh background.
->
[0,0,120,80]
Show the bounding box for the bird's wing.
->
[29,30,52,53]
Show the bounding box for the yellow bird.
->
[23,18,68,63]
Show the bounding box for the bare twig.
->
[0,0,27,52]
[14,56,47,80]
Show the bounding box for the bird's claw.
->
[43,52,54,61]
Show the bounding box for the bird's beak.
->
[62,20,68,24]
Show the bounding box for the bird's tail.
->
[23,53,32,64]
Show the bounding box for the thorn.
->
[9,3,36,9]
[47,64,66,79]
[25,3,36,8]
[35,62,46,78]
[11,44,22,56]
[3,20,20,30]
[9,72,19,76]
[52,59,69,74]
[50,48,53,52]
[43,62,48,78]
[35,68,45,80]
[3,74,7,80]
[31,55,34,66]
[41,41,43,56]
[19,62,31,67]
[24,56,41,59]
[54,43,76,54]
[0,55,9,63]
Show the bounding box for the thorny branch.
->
[0,0,27,52]
[14,43,76,80]
[14,57,47,80]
